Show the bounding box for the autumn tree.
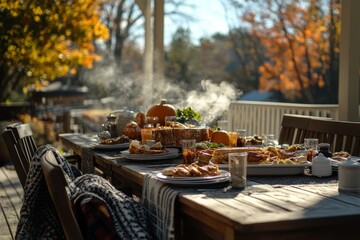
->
[100,0,142,72]
[0,0,109,102]
[226,0,341,103]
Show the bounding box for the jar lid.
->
[319,143,330,148]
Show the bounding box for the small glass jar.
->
[318,143,332,158]
[106,114,117,138]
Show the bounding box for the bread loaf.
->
[210,147,263,163]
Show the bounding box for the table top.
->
[59,133,360,239]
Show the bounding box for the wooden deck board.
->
[0,165,23,240]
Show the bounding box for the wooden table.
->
[59,133,360,240]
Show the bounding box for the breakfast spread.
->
[199,145,306,165]
[100,135,130,145]
[161,163,220,177]
[128,140,167,154]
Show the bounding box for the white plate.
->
[216,163,312,176]
[94,142,130,150]
[329,157,360,172]
[121,148,179,160]
[156,171,230,185]
[157,170,230,181]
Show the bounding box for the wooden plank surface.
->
[0,166,23,240]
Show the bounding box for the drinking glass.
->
[228,152,248,188]
[181,139,196,164]
[236,129,247,147]
[227,132,239,147]
[217,120,229,131]
[304,138,319,161]
[262,134,276,147]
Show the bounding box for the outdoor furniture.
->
[2,123,36,187]
[59,133,360,240]
[307,119,360,156]
[41,149,84,240]
[2,122,82,188]
[278,114,332,145]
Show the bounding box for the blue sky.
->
[164,0,229,46]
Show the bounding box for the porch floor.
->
[0,165,22,240]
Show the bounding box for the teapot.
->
[110,107,135,136]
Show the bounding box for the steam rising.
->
[84,65,237,126]
[177,80,237,126]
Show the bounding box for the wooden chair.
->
[2,122,81,188]
[278,114,332,145]
[41,149,84,240]
[2,123,36,187]
[306,119,360,156]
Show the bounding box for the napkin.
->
[141,173,179,240]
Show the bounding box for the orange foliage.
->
[241,0,340,102]
[0,0,109,98]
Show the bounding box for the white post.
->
[338,0,360,121]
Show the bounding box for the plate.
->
[157,170,230,181]
[94,142,130,150]
[216,163,312,176]
[156,170,230,185]
[121,148,179,160]
[329,157,360,172]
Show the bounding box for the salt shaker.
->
[338,157,360,192]
[311,153,332,177]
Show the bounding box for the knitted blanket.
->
[16,145,153,240]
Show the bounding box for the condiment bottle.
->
[318,143,332,158]
[106,114,117,138]
[311,153,332,177]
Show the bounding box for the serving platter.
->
[329,157,360,172]
[121,148,179,160]
[156,170,230,185]
[216,163,311,176]
[157,170,230,181]
[94,142,130,150]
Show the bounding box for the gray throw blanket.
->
[16,145,153,240]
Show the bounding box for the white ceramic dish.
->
[121,148,179,160]
[156,170,230,185]
[94,142,130,150]
[329,157,360,172]
[216,163,312,176]
[157,170,230,181]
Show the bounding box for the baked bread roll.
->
[161,167,175,176]
[173,166,191,177]
[196,149,214,165]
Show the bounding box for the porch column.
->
[135,0,154,104]
[338,0,360,121]
[154,0,165,100]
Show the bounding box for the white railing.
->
[228,101,339,138]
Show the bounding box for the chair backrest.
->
[306,119,360,156]
[278,114,332,145]
[41,150,84,240]
[2,123,37,187]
